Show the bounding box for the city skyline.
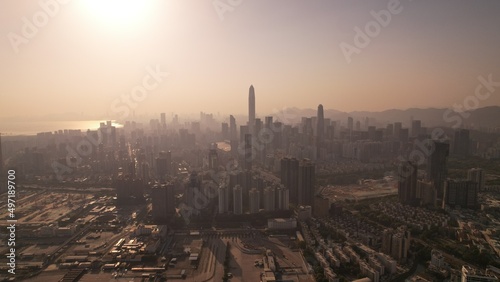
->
[1,1,500,121]
[248,84,255,134]
[2,2,500,281]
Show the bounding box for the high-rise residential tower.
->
[316,104,324,157]
[229,115,237,140]
[160,113,167,126]
[263,186,276,211]
[218,184,229,214]
[397,161,418,206]
[156,151,171,181]
[347,116,353,141]
[233,185,243,215]
[411,120,421,137]
[277,185,290,210]
[151,183,176,223]
[249,188,260,213]
[442,180,478,209]
[467,168,485,191]
[426,140,449,198]
[394,122,402,140]
[243,133,253,170]
[208,143,219,170]
[453,129,471,157]
[298,159,316,206]
[281,157,299,205]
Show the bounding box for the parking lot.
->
[22,228,313,282]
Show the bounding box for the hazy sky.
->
[1,0,500,121]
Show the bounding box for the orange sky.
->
[1,0,500,121]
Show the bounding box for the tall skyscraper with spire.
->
[248,85,255,135]
[317,104,324,140]
[316,104,325,159]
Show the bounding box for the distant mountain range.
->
[269,106,500,129]
[3,106,499,131]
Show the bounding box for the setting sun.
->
[2,1,500,281]
[78,0,153,30]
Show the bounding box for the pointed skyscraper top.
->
[317,104,324,140]
[317,104,324,117]
[248,85,256,135]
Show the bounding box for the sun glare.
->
[79,0,152,30]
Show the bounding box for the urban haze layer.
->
[3,0,500,280]
[1,84,500,282]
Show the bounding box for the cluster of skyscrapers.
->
[381,227,411,262]
[149,85,317,219]
[215,85,317,214]
[397,138,483,210]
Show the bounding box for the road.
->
[191,237,226,282]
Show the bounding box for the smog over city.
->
[1,1,500,281]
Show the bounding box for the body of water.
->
[0,120,122,136]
